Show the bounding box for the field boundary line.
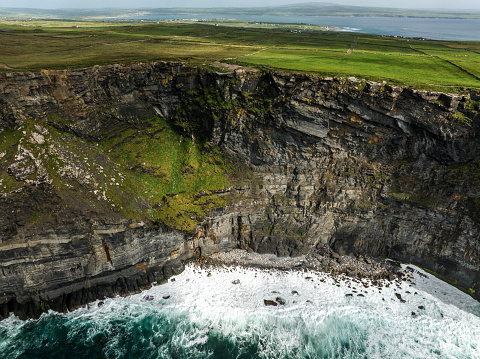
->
[339,38,358,56]
[410,45,480,82]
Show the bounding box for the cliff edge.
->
[0,62,479,318]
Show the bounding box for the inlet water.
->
[1,264,479,359]
[107,14,480,41]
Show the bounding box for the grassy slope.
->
[0,21,479,91]
[0,115,231,231]
[95,115,231,231]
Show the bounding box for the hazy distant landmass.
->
[1,2,480,20]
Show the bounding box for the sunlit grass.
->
[1,21,480,90]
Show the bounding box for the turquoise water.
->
[1,264,479,359]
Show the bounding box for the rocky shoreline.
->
[189,249,421,309]
[196,248,410,283]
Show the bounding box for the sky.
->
[1,0,479,10]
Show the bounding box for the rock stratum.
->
[0,61,479,319]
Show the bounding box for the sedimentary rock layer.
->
[0,61,479,318]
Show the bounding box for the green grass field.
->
[1,20,480,91]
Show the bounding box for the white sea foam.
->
[335,27,361,32]
[85,263,480,358]
[1,263,479,358]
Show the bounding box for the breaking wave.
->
[1,264,479,358]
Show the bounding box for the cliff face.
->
[0,62,479,318]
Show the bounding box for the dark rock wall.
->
[211,72,480,299]
[0,62,479,318]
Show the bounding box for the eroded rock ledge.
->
[0,61,479,319]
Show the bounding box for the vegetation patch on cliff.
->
[96,116,230,231]
[0,115,235,232]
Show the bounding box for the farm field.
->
[1,20,480,91]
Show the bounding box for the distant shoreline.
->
[1,5,480,21]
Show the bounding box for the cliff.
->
[0,62,479,319]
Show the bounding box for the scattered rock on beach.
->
[264,299,278,307]
[203,249,417,296]
[276,297,286,305]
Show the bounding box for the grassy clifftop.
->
[0,21,479,92]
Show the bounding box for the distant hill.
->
[214,2,480,18]
[1,3,480,19]
[275,2,339,7]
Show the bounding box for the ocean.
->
[1,263,479,359]
[107,14,480,41]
